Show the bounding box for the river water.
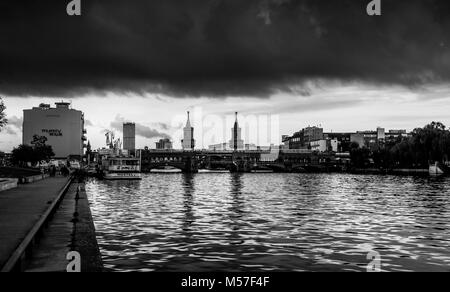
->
[85,173,450,272]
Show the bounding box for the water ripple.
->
[85,173,450,272]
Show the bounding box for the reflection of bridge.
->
[138,150,347,173]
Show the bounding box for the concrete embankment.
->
[350,168,429,175]
[0,176,103,272]
[25,180,103,272]
[0,167,48,183]
[0,179,18,192]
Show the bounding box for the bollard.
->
[75,186,80,200]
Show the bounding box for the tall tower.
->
[182,111,195,150]
[123,122,136,152]
[229,112,244,151]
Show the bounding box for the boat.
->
[251,169,274,173]
[429,162,449,176]
[150,166,182,173]
[198,169,230,173]
[102,156,142,180]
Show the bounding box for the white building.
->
[377,127,385,140]
[23,102,86,159]
[310,139,338,152]
[208,143,230,151]
[229,112,244,150]
[330,139,338,152]
[245,143,258,150]
[181,111,195,150]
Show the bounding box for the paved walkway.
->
[25,183,103,272]
[0,176,70,269]
[25,183,78,272]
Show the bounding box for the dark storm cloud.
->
[1,0,450,98]
[110,115,169,139]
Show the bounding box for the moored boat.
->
[429,162,449,176]
[102,156,142,180]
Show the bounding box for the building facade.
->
[23,102,86,159]
[284,126,324,150]
[304,126,324,143]
[324,132,352,152]
[156,138,173,150]
[123,122,136,152]
[350,128,410,150]
[208,143,230,151]
[385,129,411,144]
[310,139,338,152]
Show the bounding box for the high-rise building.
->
[377,127,385,141]
[156,138,173,150]
[182,111,195,150]
[229,112,244,150]
[23,102,86,159]
[123,122,136,152]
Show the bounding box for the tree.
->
[31,135,55,162]
[0,151,5,167]
[11,144,35,166]
[11,135,55,167]
[408,122,450,166]
[373,121,450,169]
[0,97,7,130]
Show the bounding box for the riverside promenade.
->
[0,176,103,272]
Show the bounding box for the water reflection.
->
[227,173,245,252]
[86,173,450,272]
[181,174,195,233]
[229,173,244,220]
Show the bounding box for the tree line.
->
[351,122,450,169]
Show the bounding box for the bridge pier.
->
[230,153,253,173]
[182,156,198,173]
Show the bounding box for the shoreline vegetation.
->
[348,122,450,173]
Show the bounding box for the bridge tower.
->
[182,111,195,151]
[229,112,244,151]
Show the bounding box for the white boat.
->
[198,169,229,173]
[251,169,274,173]
[102,157,142,180]
[150,167,182,173]
[429,162,446,176]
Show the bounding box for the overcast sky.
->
[1,0,450,151]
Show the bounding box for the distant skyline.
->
[1,81,450,152]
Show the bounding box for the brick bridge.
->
[138,150,347,173]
